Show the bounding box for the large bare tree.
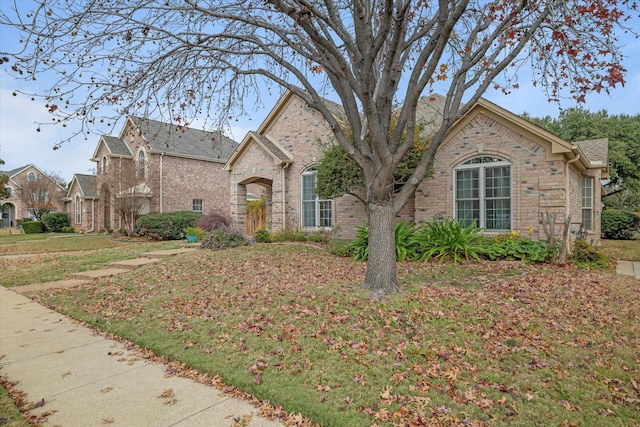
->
[1,0,637,294]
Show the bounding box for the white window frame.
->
[137,149,147,178]
[26,171,37,182]
[581,176,594,231]
[301,167,332,229]
[454,156,512,231]
[192,199,203,213]
[76,195,82,224]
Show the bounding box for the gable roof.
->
[126,116,239,161]
[575,138,608,166]
[224,131,293,171]
[68,174,98,198]
[0,165,30,179]
[91,135,133,161]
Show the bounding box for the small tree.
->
[17,170,66,220]
[0,174,10,200]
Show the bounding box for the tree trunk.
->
[362,199,401,295]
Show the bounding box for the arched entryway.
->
[1,202,16,227]
[234,177,273,236]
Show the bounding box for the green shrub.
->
[571,239,611,269]
[136,211,202,240]
[61,226,75,233]
[601,209,640,240]
[41,212,70,232]
[22,221,45,234]
[254,228,271,243]
[348,221,416,262]
[271,228,306,242]
[484,237,549,262]
[408,217,484,263]
[200,226,248,250]
[327,239,353,257]
[196,210,231,232]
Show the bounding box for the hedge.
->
[601,209,640,240]
[42,212,70,232]
[22,221,45,234]
[136,211,202,240]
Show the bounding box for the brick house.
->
[0,164,67,227]
[66,116,238,232]
[225,91,608,241]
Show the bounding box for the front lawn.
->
[599,236,640,262]
[32,244,640,426]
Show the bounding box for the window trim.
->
[454,156,512,231]
[76,195,82,224]
[301,167,332,229]
[581,176,594,231]
[26,171,37,182]
[137,149,147,178]
[192,198,203,213]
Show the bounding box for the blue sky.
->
[1,3,639,185]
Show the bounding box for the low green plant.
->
[348,221,416,261]
[327,239,353,257]
[408,217,484,263]
[61,226,75,233]
[22,221,45,234]
[200,226,247,250]
[136,211,202,240]
[254,227,271,243]
[601,209,640,240]
[571,239,611,269]
[41,212,70,232]
[484,237,549,262]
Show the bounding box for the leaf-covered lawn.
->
[35,244,640,426]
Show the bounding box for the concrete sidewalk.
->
[0,286,284,426]
[616,260,640,279]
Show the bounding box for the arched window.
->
[102,156,108,174]
[26,171,37,182]
[454,156,511,231]
[75,195,82,224]
[301,167,332,228]
[137,149,146,178]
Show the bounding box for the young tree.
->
[17,171,65,220]
[1,1,637,294]
[0,159,9,201]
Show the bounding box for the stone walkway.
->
[0,247,285,426]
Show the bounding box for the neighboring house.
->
[63,173,98,233]
[0,164,67,227]
[225,91,608,241]
[85,116,238,232]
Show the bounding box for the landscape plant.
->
[136,211,202,240]
[41,211,69,232]
[601,209,640,240]
[484,237,550,263]
[409,217,484,263]
[195,210,232,232]
[349,221,415,262]
[200,226,247,250]
[571,239,611,270]
[20,221,45,234]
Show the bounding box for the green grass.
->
[30,245,640,427]
[599,236,640,262]
[0,382,31,427]
[0,234,182,287]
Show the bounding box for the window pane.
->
[456,200,479,227]
[319,200,332,227]
[302,201,316,227]
[456,169,479,199]
[486,199,511,230]
[302,174,315,202]
[582,177,593,230]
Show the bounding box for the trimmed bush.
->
[200,226,248,250]
[61,226,76,233]
[42,212,70,232]
[136,211,202,240]
[601,209,640,240]
[22,221,45,234]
